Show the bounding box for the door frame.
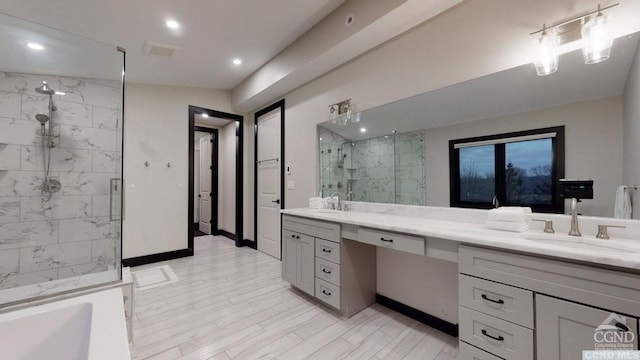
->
[193,126,219,235]
[253,99,285,255]
[189,105,245,249]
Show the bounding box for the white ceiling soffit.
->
[0,0,345,89]
[323,32,640,141]
[232,0,463,112]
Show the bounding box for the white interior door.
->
[257,109,282,259]
[199,134,212,234]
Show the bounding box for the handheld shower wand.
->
[35,81,61,200]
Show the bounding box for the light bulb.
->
[582,13,613,64]
[27,42,44,51]
[533,28,559,76]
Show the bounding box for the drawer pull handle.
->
[322,269,332,274]
[291,234,295,238]
[322,290,332,296]
[322,248,332,253]
[616,322,630,332]
[481,294,505,305]
[481,329,504,342]
[380,237,394,243]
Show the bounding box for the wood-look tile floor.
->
[130,236,459,360]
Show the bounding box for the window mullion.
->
[495,143,506,205]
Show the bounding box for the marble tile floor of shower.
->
[130,236,458,360]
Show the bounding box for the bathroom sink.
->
[520,233,640,254]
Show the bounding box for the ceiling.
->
[323,32,640,141]
[0,0,344,89]
[195,114,232,128]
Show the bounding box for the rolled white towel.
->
[487,207,532,222]
[614,186,633,219]
[485,220,529,233]
[308,197,323,209]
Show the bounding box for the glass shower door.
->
[0,13,124,305]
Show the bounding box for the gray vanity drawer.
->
[315,257,341,286]
[459,306,533,360]
[358,228,425,256]
[283,215,340,243]
[459,274,534,329]
[316,238,341,264]
[458,341,503,360]
[316,278,341,309]
[459,245,640,317]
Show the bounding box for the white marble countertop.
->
[281,208,640,271]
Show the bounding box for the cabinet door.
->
[282,232,298,285]
[537,294,638,360]
[296,234,315,296]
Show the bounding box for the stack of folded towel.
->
[485,207,532,232]
[309,197,323,209]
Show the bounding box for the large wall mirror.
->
[318,31,640,219]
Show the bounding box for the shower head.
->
[35,113,49,124]
[35,81,55,95]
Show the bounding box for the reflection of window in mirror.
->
[449,126,565,213]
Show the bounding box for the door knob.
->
[271,199,280,204]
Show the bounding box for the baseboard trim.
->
[240,239,257,249]
[213,229,236,241]
[376,294,458,337]
[123,249,193,267]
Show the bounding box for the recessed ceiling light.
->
[232,58,242,66]
[166,19,180,30]
[27,42,44,51]
[360,127,367,133]
[201,113,209,118]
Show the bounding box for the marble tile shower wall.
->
[0,72,121,290]
[394,130,425,206]
[351,136,396,203]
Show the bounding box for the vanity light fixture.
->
[581,5,613,64]
[328,99,360,125]
[533,25,559,76]
[530,3,618,75]
[360,127,367,133]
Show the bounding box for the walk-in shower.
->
[35,81,62,200]
[0,13,125,306]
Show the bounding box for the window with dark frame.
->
[449,126,565,213]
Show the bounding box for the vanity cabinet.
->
[536,294,639,359]
[282,215,376,317]
[459,245,640,359]
[282,229,315,296]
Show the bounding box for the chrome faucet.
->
[569,198,581,237]
[330,192,342,211]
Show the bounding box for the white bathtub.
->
[0,288,130,360]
